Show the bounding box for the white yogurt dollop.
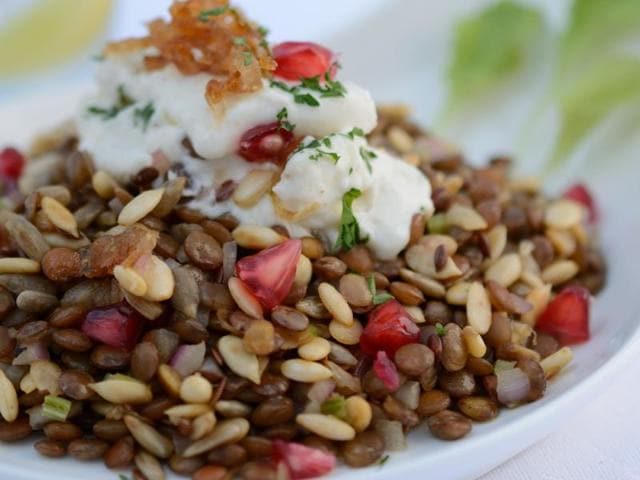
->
[75,51,434,259]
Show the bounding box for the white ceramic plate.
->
[2,1,640,478]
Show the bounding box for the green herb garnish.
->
[435,323,445,336]
[345,127,365,139]
[241,51,254,66]
[198,6,228,21]
[87,85,134,120]
[309,150,340,163]
[42,395,71,421]
[378,455,390,466]
[276,107,295,132]
[335,188,368,251]
[233,36,247,46]
[359,146,377,173]
[118,475,131,480]
[368,274,394,305]
[320,395,348,420]
[293,92,320,107]
[300,73,347,98]
[133,102,154,131]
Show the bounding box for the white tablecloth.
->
[481,361,640,480]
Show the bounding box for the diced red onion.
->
[394,380,420,410]
[27,405,53,430]
[307,379,336,403]
[222,241,237,284]
[375,419,406,451]
[373,351,400,391]
[170,341,206,377]
[12,341,49,366]
[496,367,531,405]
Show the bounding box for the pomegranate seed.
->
[272,41,336,81]
[0,147,25,180]
[81,303,143,350]
[360,300,420,357]
[373,350,400,391]
[536,286,590,345]
[273,439,336,479]
[237,122,298,164]
[236,239,302,310]
[563,183,598,223]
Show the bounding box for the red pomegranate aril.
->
[360,300,420,357]
[536,286,590,345]
[238,122,297,164]
[0,147,25,180]
[272,439,336,479]
[81,303,143,351]
[373,351,400,392]
[563,183,598,223]
[236,239,302,310]
[272,41,336,81]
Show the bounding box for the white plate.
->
[2,1,640,477]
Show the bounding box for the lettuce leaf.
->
[446,1,544,111]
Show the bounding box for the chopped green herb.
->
[258,25,270,37]
[359,146,377,173]
[378,455,390,466]
[348,167,354,175]
[241,51,254,66]
[198,6,228,21]
[435,323,445,336]
[320,395,348,420]
[42,395,71,421]
[309,150,340,163]
[300,73,347,98]
[134,102,155,131]
[118,475,131,480]
[322,137,332,148]
[87,85,134,120]
[233,36,247,46]
[276,107,295,132]
[293,92,320,106]
[296,139,321,152]
[368,274,394,305]
[335,189,368,252]
[345,126,365,139]
[91,53,105,62]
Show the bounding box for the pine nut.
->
[180,373,213,404]
[124,414,173,459]
[92,171,116,199]
[158,364,182,397]
[232,169,278,208]
[294,255,313,289]
[281,359,333,382]
[218,335,261,384]
[0,258,40,274]
[446,204,488,231]
[134,255,175,302]
[405,305,425,323]
[0,369,18,422]
[182,418,250,458]
[541,260,579,285]
[544,200,584,229]
[89,377,153,404]
[215,400,252,418]
[466,282,492,334]
[418,234,458,255]
[232,224,284,249]
[329,319,363,345]
[485,253,522,287]
[546,228,576,257]
[41,196,79,237]
[345,396,372,433]
[30,360,62,396]
[118,188,165,226]
[296,413,356,441]
[135,450,166,480]
[399,268,446,298]
[191,411,217,440]
[405,243,462,279]
[446,281,471,306]
[113,265,148,297]
[228,277,263,319]
[486,224,507,260]
[387,126,415,153]
[540,346,573,378]
[318,282,353,326]
[164,404,211,419]
[298,337,331,361]
[462,326,487,358]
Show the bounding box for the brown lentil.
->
[104,435,135,468]
[427,410,472,440]
[192,465,228,480]
[342,431,385,467]
[271,305,309,331]
[68,438,109,460]
[184,231,223,270]
[417,389,451,417]
[458,396,499,421]
[339,245,374,274]
[43,421,83,442]
[339,273,373,307]
[131,341,160,382]
[438,370,476,398]
[441,323,467,372]
[52,329,93,352]
[313,256,347,280]
[390,281,424,306]
[41,247,82,282]
[517,358,547,401]
[394,343,434,376]
[59,370,95,400]
[93,419,129,442]
[34,439,66,458]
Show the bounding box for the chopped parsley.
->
[368,274,394,305]
[276,107,295,132]
[118,475,131,480]
[359,146,377,173]
[345,126,365,139]
[233,36,247,46]
[133,102,155,131]
[335,188,368,251]
[378,455,390,466]
[87,85,134,120]
[269,73,346,108]
[198,6,228,21]
[320,395,348,420]
[309,150,340,163]
[241,51,254,66]
[435,323,445,336]
[258,25,269,37]
[296,137,340,164]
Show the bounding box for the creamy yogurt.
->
[75,51,434,259]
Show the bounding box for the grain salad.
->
[0,1,605,479]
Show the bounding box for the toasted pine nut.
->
[345,396,372,433]
[298,337,331,361]
[158,364,182,397]
[41,196,79,237]
[124,414,173,459]
[545,200,584,229]
[113,265,148,297]
[462,326,487,358]
[118,188,164,226]
[228,277,263,319]
[232,169,279,208]
[0,369,18,422]
[296,413,356,441]
[466,282,492,334]
[89,377,152,404]
[485,253,523,287]
[541,260,579,285]
[445,204,488,231]
[446,281,471,306]
[232,224,284,249]
[540,346,573,378]
[180,374,213,404]
[329,319,363,345]
[182,418,250,458]
[218,335,261,384]
[92,171,116,199]
[318,282,353,326]
[0,257,40,274]
[281,359,333,383]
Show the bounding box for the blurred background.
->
[1,0,639,180]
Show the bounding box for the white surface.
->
[2,1,640,479]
